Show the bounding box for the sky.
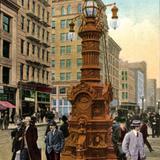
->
[103,0,160,87]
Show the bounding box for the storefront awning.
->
[0,101,15,109]
[0,105,6,110]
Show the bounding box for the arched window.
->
[67,5,71,14]
[61,6,65,15]
[77,4,82,13]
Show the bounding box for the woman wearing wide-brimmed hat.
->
[122,120,146,160]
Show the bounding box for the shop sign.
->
[24,97,35,102]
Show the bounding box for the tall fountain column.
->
[61,1,118,159]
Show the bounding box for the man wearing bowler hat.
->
[45,121,64,160]
[122,120,146,160]
[60,115,69,138]
[112,117,127,160]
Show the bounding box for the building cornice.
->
[0,0,20,13]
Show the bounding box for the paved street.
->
[0,126,46,160]
[0,126,160,160]
[145,137,160,160]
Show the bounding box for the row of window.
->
[60,72,71,81]
[110,77,119,89]
[21,0,50,23]
[2,4,49,34]
[60,46,71,54]
[108,55,119,68]
[55,107,71,117]
[21,90,50,102]
[60,19,70,28]
[37,92,50,102]
[0,88,15,103]
[51,72,81,81]
[52,3,82,17]
[60,33,72,42]
[109,66,119,77]
[122,83,128,89]
[54,45,81,55]
[112,88,119,99]
[52,99,71,106]
[121,76,128,81]
[21,16,49,41]
[20,64,49,82]
[2,40,10,58]
[121,71,128,80]
[51,33,81,43]
[52,86,67,95]
[121,71,128,75]
[1,66,10,84]
[20,40,49,62]
[122,92,128,99]
[51,18,81,29]
[109,45,119,58]
[51,58,82,68]
[3,14,10,33]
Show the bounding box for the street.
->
[0,126,160,160]
[0,126,46,160]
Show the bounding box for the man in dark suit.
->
[60,115,69,138]
[11,120,24,160]
[20,116,41,160]
[112,117,127,160]
[140,119,153,152]
[45,121,64,160]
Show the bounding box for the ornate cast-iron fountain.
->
[62,1,118,159]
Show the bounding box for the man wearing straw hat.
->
[122,120,146,160]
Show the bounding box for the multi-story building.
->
[15,0,52,116]
[108,36,121,111]
[0,0,19,107]
[51,0,83,116]
[128,61,147,111]
[0,0,53,118]
[119,60,136,111]
[51,0,121,116]
[146,79,157,112]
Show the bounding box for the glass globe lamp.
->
[110,4,119,29]
[83,0,98,18]
[68,21,76,41]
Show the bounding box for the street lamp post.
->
[157,100,160,114]
[61,0,118,159]
[141,96,144,114]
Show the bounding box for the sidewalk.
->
[8,118,61,130]
[8,122,48,130]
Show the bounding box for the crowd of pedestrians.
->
[10,113,69,160]
[11,116,41,160]
[0,111,9,130]
[112,111,160,160]
[8,110,160,160]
